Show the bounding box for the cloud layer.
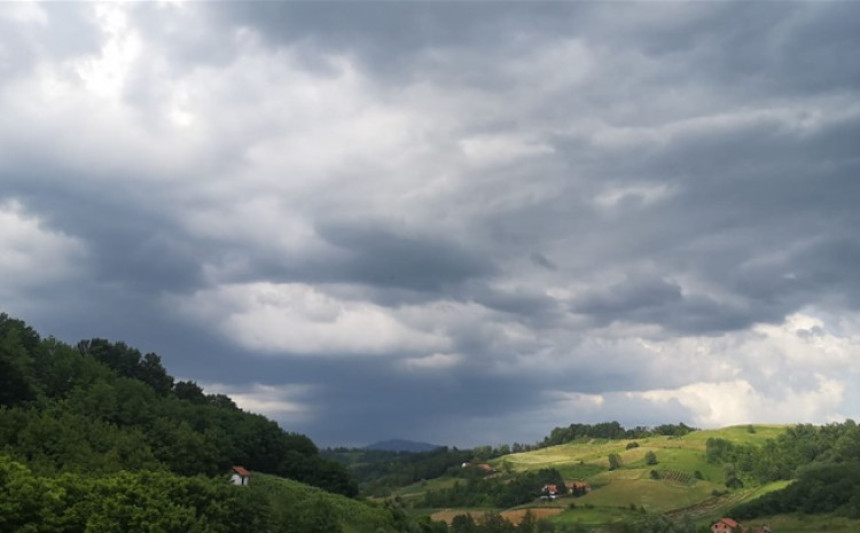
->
[2,3,860,446]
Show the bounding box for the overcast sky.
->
[2,2,860,448]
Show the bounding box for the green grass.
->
[737,513,860,533]
[253,472,397,532]
[577,477,716,513]
[397,425,802,531]
[546,505,642,528]
[392,476,461,500]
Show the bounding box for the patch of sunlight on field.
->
[548,505,640,527]
[682,425,789,446]
[503,438,650,471]
[429,509,494,525]
[499,426,790,481]
[500,507,565,525]
[578,477,714,513]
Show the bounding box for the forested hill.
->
[0,312,357,497]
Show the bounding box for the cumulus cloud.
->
[197,381,316,424]
[171,282,450,356]
[637,376,845,429]
[2,2,860,446]
[0,200,85,298]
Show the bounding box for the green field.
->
[402,425,809,529]
[737,513,860,533]
[253,472,399,532]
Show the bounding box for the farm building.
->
[710,517,744,533]
[230,465,251,486]
[541,484,559,500]
[565,481,592,496]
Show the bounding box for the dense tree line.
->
[731,462,860,519]
[0,453,430,532]
[324,446,477,496]
[700,420,860,520]
[0,313,356,496]
[539,422,696,448]
[0,455,269,532]
[706,421,860,485]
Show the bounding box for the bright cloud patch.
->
[171,282,450,356]
[4,3,860,445]
[636,376,845,429]
[0,200,84,294]
[399,352,463,372]
[197,381,315,423]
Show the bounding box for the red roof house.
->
[566,481,592,495]
[541,484,559,500]
[711,518,744,533]
[230,465,251,486]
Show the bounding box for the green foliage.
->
[608,453,622,470]
[0,312,356,496]
[0,313,41,406]
[645,451,658,465]
[732,462,860,519]
[540,422,696,448]
[610,514,708,533]
[724,465,744,489]
[706,421,860,490]
[0,454,411,532]
[324,445,478,496]
[421,468,565,508]
[0,455,270,532]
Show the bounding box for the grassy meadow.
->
[399,424,842,529]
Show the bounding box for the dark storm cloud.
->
[530,252,557,271]
[313,220,496,291]
[209,2,584,77]
[4,172,204,294]
[571,277,760,335]
[468,283,561,322]
[4,1,860,446]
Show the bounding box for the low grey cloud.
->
[2,2,860,447]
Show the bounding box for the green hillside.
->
[487,426,791,517]
[0,313,448,533]
[245,472,408,532]
[394,423,860,531]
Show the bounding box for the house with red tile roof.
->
[711,517,745,533]
[541,484,559,500]
[565,481,592,495]
[230,465,251,486]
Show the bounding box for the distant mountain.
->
[364,438,443,453]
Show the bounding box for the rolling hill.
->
[392,424,860,531]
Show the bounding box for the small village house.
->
[230,465,251,486]
[541,484,559,500]
[565,481,592,496]
[710,517,744,533]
